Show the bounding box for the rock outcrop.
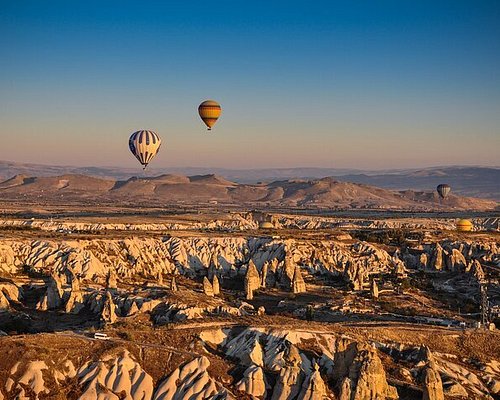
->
[422,361,444,400]
[78,350,153,399]
[2,326,498,399]
[64,269,84,313]
[0,283,22,303]
[100,291,118,324]
[236,364,267,398]
[430,243,445,271]
[212,275,220,296]
[106,269,118,289]
[448,249,467,272]
[0,291,9,309]
[470,260,485,281]
[153,356,228,400]
[298,363,327,400]
[292,265,306,294]
[64,286,84,314]
[37,273,64,310]
[338,344,398,400]
[269,343,304,400]
[245,261,260,300]
[271,363,303,400]
[370,279,379,300]
[0,234,496,294]
[203,277,214,297]
[170,276,178,291]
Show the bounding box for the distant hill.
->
[336,167,500,201]
[0,161,498,200]
[0,172,497,211]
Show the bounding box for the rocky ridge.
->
[0,215,498,233]
[0,173,498,210]
[1,327,499,399]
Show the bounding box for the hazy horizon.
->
[0,158,499,172]
[1,1,499,169]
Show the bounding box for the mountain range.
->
[0,161,498,200]
[0,172,497,211]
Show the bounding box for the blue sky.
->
[0,0,499,169]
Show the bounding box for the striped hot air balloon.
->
[436,184,451,199]
[456,219,473,232]
[198,100,221,130]
[129,130,162,169]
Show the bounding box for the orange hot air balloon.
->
[198,100,221,130]
[456,219,473,232]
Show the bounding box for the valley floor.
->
[0,207,499,399]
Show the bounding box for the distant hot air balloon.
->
[456,219,473,232]
[129,130,162,169]
[259,221,274,230]
[436,184,451,199]
[198,100,221,130]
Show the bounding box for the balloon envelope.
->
[456,219,473,232]
[436,184,451,199]
[129,130,161,168]
[198,100,221,130]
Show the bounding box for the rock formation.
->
[271,344,304,400]
[0,283,22,304]
[203,276,214,296]
[3,325,498,399]
[345,260,367,291]
[391,255,407,277]
[212,275,220,296]
[292,265,306,294]
[338,344,398,400]
[370,279,379,300]
[419,253,428,269]
[152,356,226,400]
[1,205,500,400]
[106,269,117,289]
[430,244,445,271]
[245,261,260,300]
[241,338,264,367]
[37,273,64,310]
[298,363,327,400]
[6,360,49,398]
[470,260,485,281]
[170,276,178,291]
[448,248,467,272]
[63,268,84,313]
[36,294,48,311]
[1,234,496,292]
[236,364,267,397]
[422,361,444,400]
[444,382,468,398]
[261,261,268,287]
[0,291,9,309]
[127,301,140,316]
[265,258,279,288]
[64,284,84,314]
[282,253,296,288]
[100,291,117,324]
[78,350,152,399]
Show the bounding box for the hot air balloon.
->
[259,221,274,230]
[436,184,451,199]
[198,100,221,130]
[129,130,161,169]
[456,219,473,232]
